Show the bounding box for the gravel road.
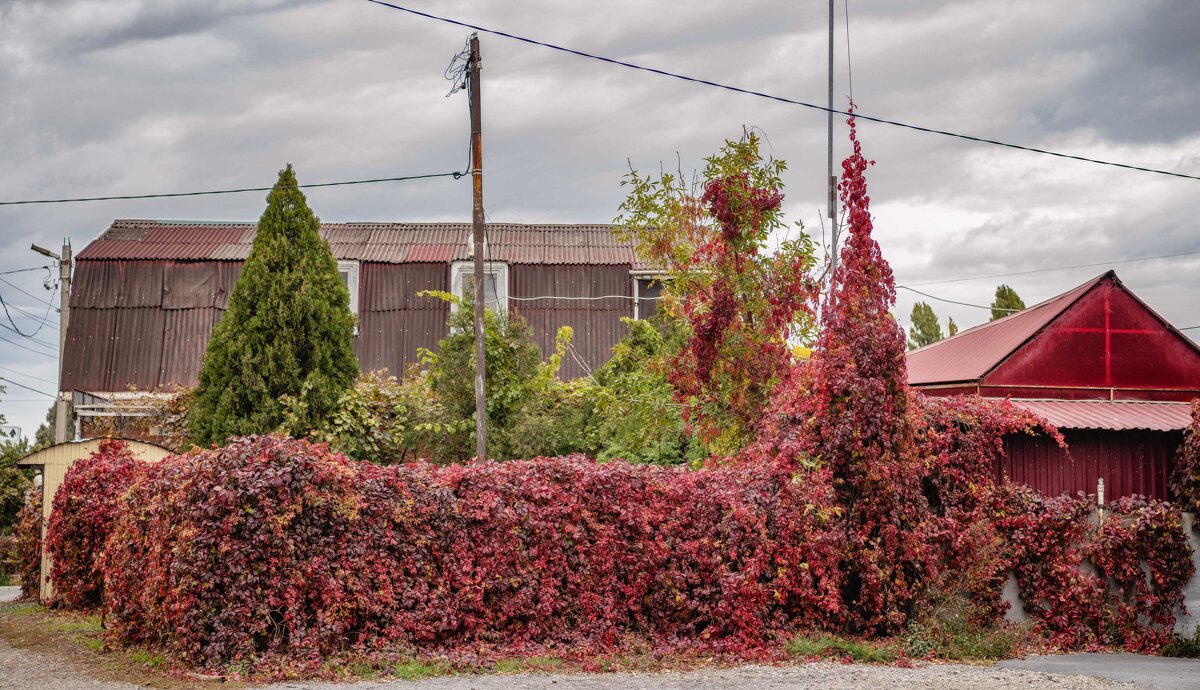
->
[279,663,1145,690]
[0,636,1147,690]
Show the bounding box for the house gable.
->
[982,275,1200,400]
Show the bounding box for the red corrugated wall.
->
[999,429,1182,500]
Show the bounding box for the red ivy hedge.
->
[1171,399,1200,516]
[46,440,143,609]
[994,486,1194,652]
[14,487,41,601]
[102,435,852,672]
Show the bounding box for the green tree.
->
[990,284,1026,321]
[189,165,358,446]
[947,317,959,337]
[34,403,76,449]
[0,389,32,534]
[908,301,944,350]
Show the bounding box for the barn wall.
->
[356,262,448,377]
[999,429,1182,501]
[509,264,634,379]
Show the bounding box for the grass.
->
[786,633,898,663]
[391,658,454,680]
[494,655,565,673]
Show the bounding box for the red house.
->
[907,271,1200,500]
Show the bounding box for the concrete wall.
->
[1001,511,1199,637]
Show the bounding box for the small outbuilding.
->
[16,439,171,600]
[908,271,1200,501]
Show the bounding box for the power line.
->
[0,377,56,399]
[0,332,57,358]
[0,171,465,206]
[897,285,1019,313]
[0,365,56,386]
[902,249,1200,288]
[365,1,1200,182]
[1180,325,1200,332]
[0,276,56,306]
[0,289,56,338]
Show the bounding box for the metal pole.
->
[55,240,72,443]
[827,0,839,297]
[467,34,488,459]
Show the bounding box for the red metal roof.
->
[76,219,639,266]
[1005,399,1192,431]
[906,274,1104,385]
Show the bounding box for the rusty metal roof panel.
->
[1006,399,1192,431]
[78,220,635,265]
[906,275,1104,385]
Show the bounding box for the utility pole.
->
[467,34,488,459]
[826,0,839,300]
[31,240,72,443]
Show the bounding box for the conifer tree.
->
[947,316,959,336]
[907,301,943,349]
[189,165,358,446]
[990,284,1026,321]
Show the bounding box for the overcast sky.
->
[1,0,1198,439]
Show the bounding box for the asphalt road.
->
[1000,653,1200,690]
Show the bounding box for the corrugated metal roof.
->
[76,219,641,266]
[906,273,1106,385]
[1006,399,1192,431]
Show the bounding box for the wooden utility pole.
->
[467,34,488,459]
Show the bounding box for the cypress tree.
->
[189,165,358,446]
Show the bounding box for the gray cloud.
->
[1,0,1197,437]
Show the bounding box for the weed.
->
[128,648,165,669]
[1162,629,1200,659]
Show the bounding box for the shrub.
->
[14,487,41,600]
[45,440,143,609]
[286,370,467,464]
[102,435,848,673]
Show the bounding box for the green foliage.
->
[990,284,1026,321]
[907,301,944,350]
[0,439,33,535]
[587,317,696,465]
[285,370,468,465]
[189,165,358,446]
[947,317,959,336]
[1163,629,1200,658]
[426,290,574,461]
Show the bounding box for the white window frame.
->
[337,260,360,333]
[450,261,508,313]
[630,270,668,320]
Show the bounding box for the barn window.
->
[337,261,360,334]
[450,261,508,313]
[632,273,667,320]
[336,260,357,314]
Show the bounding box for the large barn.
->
[61,219,661,429]
[907,271,1200,500]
